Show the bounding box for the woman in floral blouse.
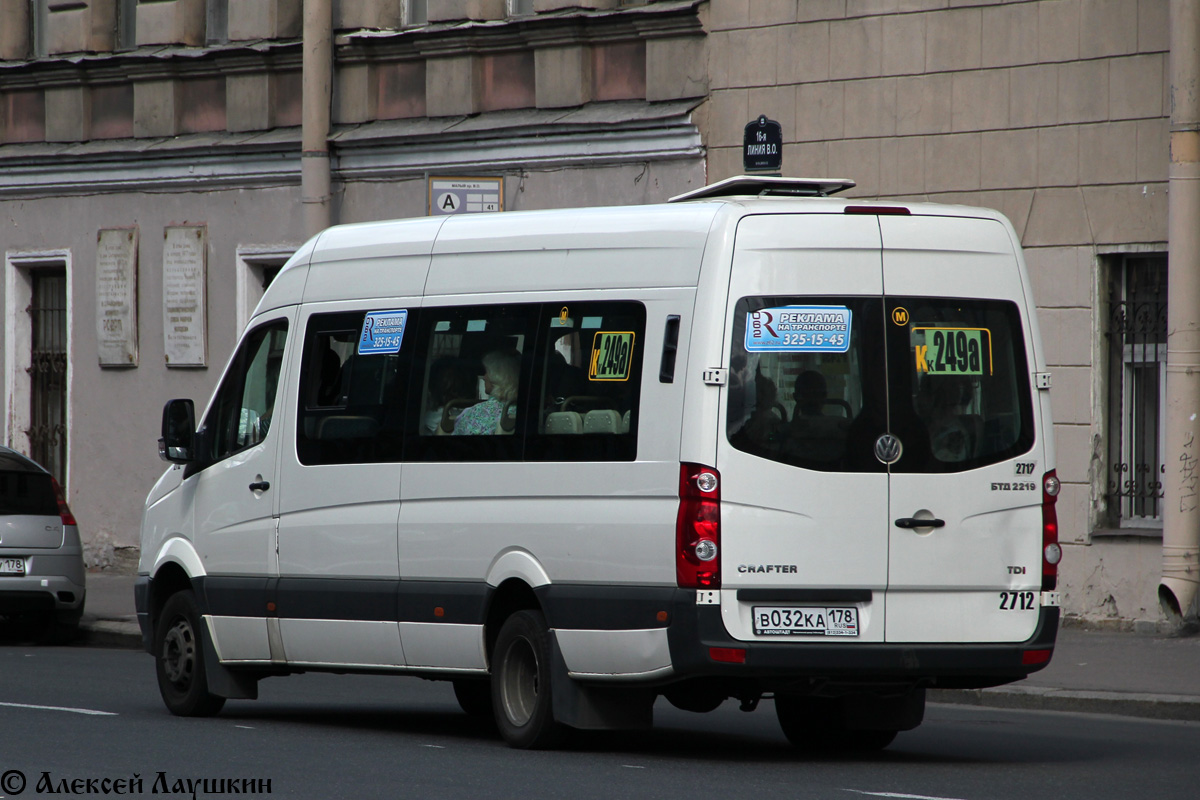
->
[452,349,521,435]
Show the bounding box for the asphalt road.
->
[1,646,1197,800]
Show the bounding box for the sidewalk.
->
[79,570,1200,722]
[928,625,1200,722]
[80,569,145,650]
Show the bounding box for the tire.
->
[453,679,494,718]
[490,610,564,749]
[154,591,226,717]
[775,695,897,753]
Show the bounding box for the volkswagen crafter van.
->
[137,176,1061,750]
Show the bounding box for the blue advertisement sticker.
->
[745,305,852,353]
[358,309,408,355]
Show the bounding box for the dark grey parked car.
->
[0,446,85,640]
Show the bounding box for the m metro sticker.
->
[912,326,993,376]
[358,310,408,355]
[745,306,852,353]
[589,331,635,381]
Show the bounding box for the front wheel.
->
[490,610,564,749]
[154,591,225,717]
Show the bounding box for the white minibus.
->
[137,176,1061,750]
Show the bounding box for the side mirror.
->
[159,399,196,463]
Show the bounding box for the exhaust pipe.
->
[1161,0,1200,628]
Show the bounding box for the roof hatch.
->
[668,175,857,203]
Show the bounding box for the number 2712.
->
[999,591,1035,610]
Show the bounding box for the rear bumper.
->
[665,592,1059,690]
[0,549,86,618]
[0,570,86,620]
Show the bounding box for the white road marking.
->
[621,765,645,770]
[235,725,255,729]
[842,791,967,800]
[422,744,445,749]
[0,701,116,716]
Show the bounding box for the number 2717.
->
[999,591,1036,610]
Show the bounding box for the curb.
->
[929,686,1200,723]
[79,617,143,650]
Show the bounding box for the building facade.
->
[0,0,1187,625]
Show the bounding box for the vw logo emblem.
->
[874,433,903,464]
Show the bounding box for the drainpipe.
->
[1161,0,1200,626]
[302,0,333,237]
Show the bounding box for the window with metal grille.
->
[1105,255,1167,527]
[29,269,68,486]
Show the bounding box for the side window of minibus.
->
[406,304,539,462]
[204,320,289,464]
[295,310,412,465]
[525,301,646,462]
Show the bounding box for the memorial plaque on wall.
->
[162,225,207,367]
[96,227,139,367]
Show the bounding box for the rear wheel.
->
[775,695,898,752]
[491,610,564,749]
[154,591,225,717]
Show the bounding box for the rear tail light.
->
[677,463,720,589]
[1042,470,1059,591]
[51,477,77,526]
[709,647,746,664]
[1022,648,1052,666]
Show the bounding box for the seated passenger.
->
[741,371,788,447]
[316,345,344,406]
[926,377,975,462]
[792,370,828,419]
[422,357,477,435]
[453,349,521,436]
[789,369,845,463]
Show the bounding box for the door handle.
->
[894,517,944,529]
[249,480,271,493]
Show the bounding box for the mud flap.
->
[200,620,259,701]
[549,633,654,730]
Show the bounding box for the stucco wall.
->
[2,185,306,564]
[1060,535,1167,627]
